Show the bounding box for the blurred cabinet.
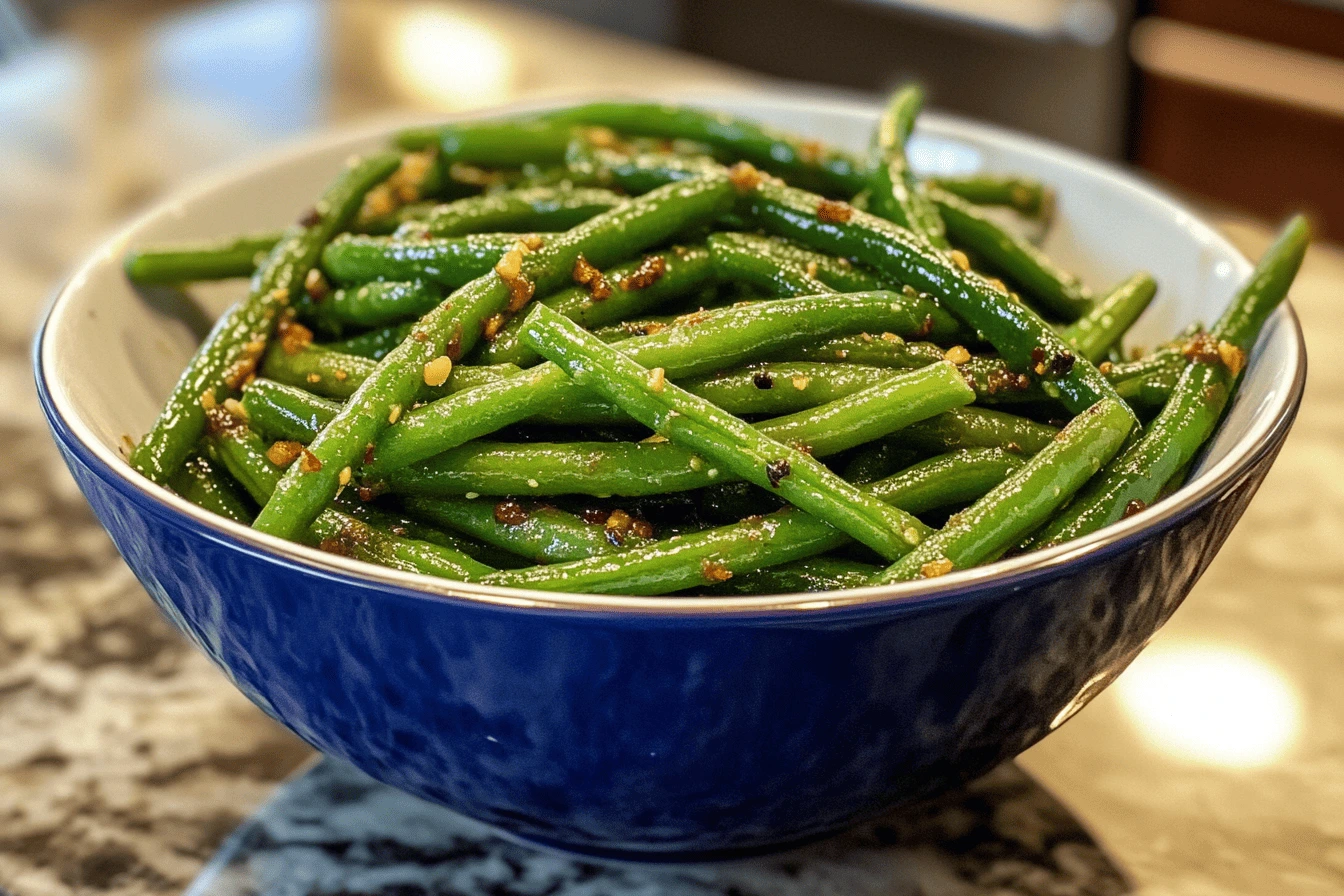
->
[675,0,1135,158]
[1131,0,1344,240]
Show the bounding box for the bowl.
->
[34,90,1306,858]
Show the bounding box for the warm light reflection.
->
[383,5,514,110]
[1115,641,1301,768]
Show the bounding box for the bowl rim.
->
[34,88,1309,617]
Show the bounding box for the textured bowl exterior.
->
[34,91,1308,857]
[40,362,1297,856]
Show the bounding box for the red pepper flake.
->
[752,370,774,390]
[493,500,530,526]
[701,559,733,582]
[765,458,791,488]
[1124,499,1147,518]
[816,199,853,224]
[297,207,322,227]
[572,254,613,301]
[1030,345,1048,374]
[630,519,654,540]
[363,443,376,466]
[622,255,666,291]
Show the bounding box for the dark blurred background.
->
[3,0,1340,239]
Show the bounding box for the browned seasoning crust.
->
[267,440,304,467]
[278,317,314,356]
[493,500,530,526]
[816,199,853,224]
[572,254,613,301]
[621,254,667,291]
[765,458,791,488]
[701,559,733,582]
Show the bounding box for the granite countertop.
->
[2,3,1342,894]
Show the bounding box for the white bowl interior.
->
[39,90,1302,606]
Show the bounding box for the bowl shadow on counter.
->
[186,757,1132,895]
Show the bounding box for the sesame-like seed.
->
[465,492,480,500]
[948,250,971,271]
[423,355,454,387]
[902,527,921,544]
[648,367,666,393]
[339,466,352,486]
[527,478,540,489]
[222,398,248,420]
[333,369,348,382]
[944,345,971,365]
[1098,361,1114,375]
[791,375,811,390]
[388,404,402,424]
[689,456,704,471]
[307,373,321,384]
[199,390,216,411]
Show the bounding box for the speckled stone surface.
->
[184,759,1127,896]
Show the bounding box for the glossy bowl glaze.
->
[35,91,1306,858]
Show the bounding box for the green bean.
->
[396,118,577,166]
[928,185,1092,321]
[1031,215,1310,547]
[927,174,1055,220]
[520,304,935,559]
[738,180,1128,419]
[130,151,402,484]
[207,424,494,580]
[368,291,963,475]
[868,85,948,248]
[1060,272,1157,362]
[402,496,655,563]
[260,341,376,400]
[169,454,254,523]
[320,232,533,287]
[476,245,715,367]
[900,407,1059,455]
[254,174,739,540]
[871,398,1134,582]
[123,230,285,284]
[703,557,883,594]
[567,145,722,195]
[864,448,1027,513]
[305,280,443,333]
[706,232,886,296]
[325,323,415,359]
[543,102,869,195]
[485,448,1020,594]
[385,361,973,497]
[678,362,895,415]
[241,379,342,442]
[414,186,622,237]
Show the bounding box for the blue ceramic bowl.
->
[35,92,1306,858]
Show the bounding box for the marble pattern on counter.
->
[186,758,1128,896]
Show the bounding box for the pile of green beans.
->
[123,90,1308,595]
